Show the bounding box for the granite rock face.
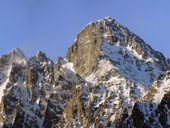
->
[0,17,170,128]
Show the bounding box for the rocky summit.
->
[0,17,170,128]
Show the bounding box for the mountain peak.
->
[66,17,169,86]
[28,50,49,63]
[36,51,47,59]
[103,16,115,22]
[9,48,21,53]
[9,48,25,59]
[104,16,113,20]
[0,48,26,65]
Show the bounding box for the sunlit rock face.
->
[0,17,170,128]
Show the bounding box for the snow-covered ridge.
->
[101,39,162,87]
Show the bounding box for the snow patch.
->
[60,59,76,73]
[85,59,116,84]
[0,66,12,103]
[153,79,170,104]
[60,59,78,84]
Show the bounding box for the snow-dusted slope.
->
[101,38,162,87]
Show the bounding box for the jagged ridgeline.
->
[0,17,170,128]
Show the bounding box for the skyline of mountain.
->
[1,1,170,60]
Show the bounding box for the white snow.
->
[60,59,78,84]
[60,59,76,73]
[36,98,40,104]
[85,59,116,84]
[0,66,11,103]
[110,114,116,122]
[153,79,170,104]
[101,39,162,87]
[126,45,143,60]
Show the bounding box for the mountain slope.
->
[0,17,170,128]
[64,17,170,127]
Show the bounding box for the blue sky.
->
[0,0,170,60]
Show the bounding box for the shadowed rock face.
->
[1,17,170,128]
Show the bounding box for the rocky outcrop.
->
[0,49,78,127]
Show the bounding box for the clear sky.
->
[0,0,170,60]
